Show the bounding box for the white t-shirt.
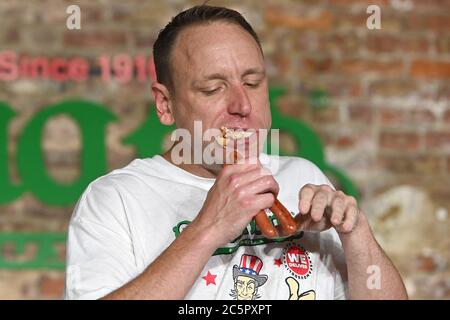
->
[64,154,348,300]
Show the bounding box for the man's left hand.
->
[295,184,360,234]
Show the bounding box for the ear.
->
[151,82,175,125]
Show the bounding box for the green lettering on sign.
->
[0,102,25,202]
[0,233,66,270]
[0,86,359,269]
[17,100,116,205]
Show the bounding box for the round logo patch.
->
[283,243,313,279]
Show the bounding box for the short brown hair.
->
[153,4,263,91]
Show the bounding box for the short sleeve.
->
[64,178,138,300]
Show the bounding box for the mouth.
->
[215,126,256,147]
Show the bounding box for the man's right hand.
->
[191,162,279,248]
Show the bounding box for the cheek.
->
[250,90,270,121]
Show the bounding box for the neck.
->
[162,150,221,178]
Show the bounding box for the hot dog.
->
[218,127,298,239]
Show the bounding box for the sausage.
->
[255,200,297,239]
[254,210,279,238]
[223,151,298,239]
[270,199,297,237]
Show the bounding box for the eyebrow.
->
[242,68,266,78]
[195,68,266,84]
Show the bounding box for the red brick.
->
[331,0,388,5]
[39,275,65,298]
[321,32,362,55]
[302,57,333,73]
[424,15,450,33]
[405,14,450,33]
[63,31,127,48]
[436,36,450,54]
[264,8,333,30]
[338,59,404,76]
[379,131,421,150]
[366,34,429,53]
[410,109,436,124]
[334,12,403,32]
[79,6,104,23]
[378,108,406,125]
[38,4,103,24]
[30,29,57,46]
[280,132,299,154]
[444,109,450,123]
[380,154,442,175]
[134,32,155,48]
[409,0,450,11]
[426,131,450,149]
[325,80,362,97]
[3,27,21,44]
[335,135,356,148]
[333,13,367,29]
[349,104,373,123]
[314,129,331,145]
[111,4,132,22]
[435,83,450,100]
[277,96,308,119]
[411,60,450,79]
[311,106,340,123]
[295,32,319,53]
[314,129,358,148]
[368,79,418,97]
[415,254,439,272]
[273,52,291,77]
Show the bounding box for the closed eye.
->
[201,88,221,96]
[244,82,261,88]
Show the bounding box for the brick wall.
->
[0,0,448,299]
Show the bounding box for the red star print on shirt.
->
[274,258,282,267]
[202,271,217,286]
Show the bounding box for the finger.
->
[248,193,276,214]
[238,174,280,198]
[330,196,345,226]
[294,212,311,230]
[219,161,260,179]
[310,191,328,222]
[220,164,261,190]
[298,184,317,214]
[230,167,272,190]
[339,205,359,233]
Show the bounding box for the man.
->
[65,5,408,300]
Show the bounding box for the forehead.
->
[171,21,264,77]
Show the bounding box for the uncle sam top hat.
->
[233,254,268,287]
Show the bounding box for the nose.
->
[227,84,252,117]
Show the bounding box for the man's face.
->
[169,21,271,158]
